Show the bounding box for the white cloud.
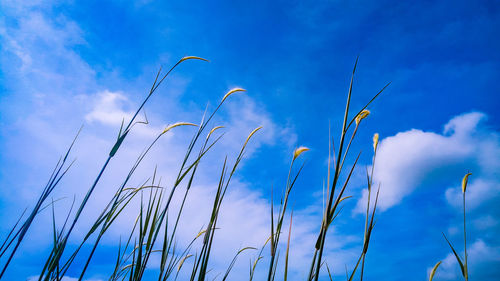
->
[84,90,165,138]
[85,91,134,126]
[355,112,500,213]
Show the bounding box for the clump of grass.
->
[0,57,395,281]
[307,58,389,281]
[39,56,210,281]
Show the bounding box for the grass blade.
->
[442,233,465,277]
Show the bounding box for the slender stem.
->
[463,192,468,281]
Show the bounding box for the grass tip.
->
[429,261,442,281]
[244,126,263,147]
[161,122,198,135]
[293,146,310,160]
[207,126,225,139]
[462,172,472,193]
[221,88,246,103]
[355,109,370,126]
[373,133,379,152]
[179,56,209,63]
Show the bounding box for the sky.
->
[0,0,499,280]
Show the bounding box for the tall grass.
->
[307,58,389,281]
[0,57,399,281]
[430,172,473,281]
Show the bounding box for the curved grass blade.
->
[442,233,465,277]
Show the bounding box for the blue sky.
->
[0,0,499,280]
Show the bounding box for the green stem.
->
[463,192,468,281]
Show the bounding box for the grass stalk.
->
[442,172,471,281]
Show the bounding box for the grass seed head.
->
[462,172,472,193]
[177,254,193,271]
[179,56,209,63]
[429,261,442,281]
[293,146,310,160]
[373,133,379,152]
[244,126,263,147]
[221,88,246,103]
[355,109,371,125]
[161,122,197,135]
[207,126,224,139]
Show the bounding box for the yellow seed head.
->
[207,126,224,140]
[178,56,209,63]
[462,172,472,193]
[177,254,193,272]
[355,109,371,125]
[195,230,207,239]
[221,88,246,103]
[373,133,379,152]
[293,146,310,160]
[161,122,197,135]
[429,261,442,281]
[338,196,353,204]
[244,126,263,147]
